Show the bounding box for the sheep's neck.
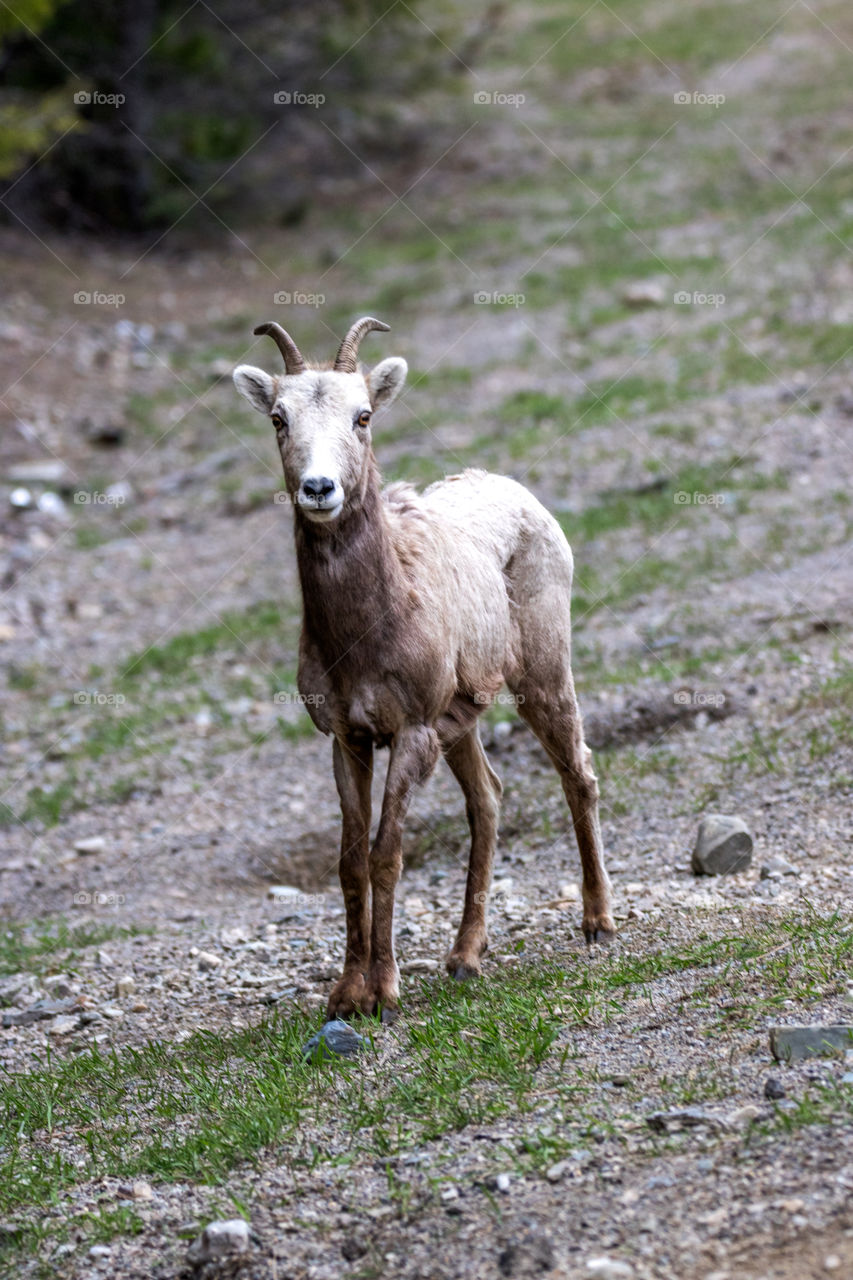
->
[295,465,404,666]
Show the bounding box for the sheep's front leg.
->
[363,725,440,1021]
[327,736,373,1021]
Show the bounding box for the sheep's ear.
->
[368,357,407,410]
[233,365,277,414]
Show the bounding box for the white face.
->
[233,357,407,524]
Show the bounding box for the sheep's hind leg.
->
[326,736,373,1021]
[443,725,502,980]
[512,680,615,943]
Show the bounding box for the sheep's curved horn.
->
[333,317,390,372]
[253,322,306,376]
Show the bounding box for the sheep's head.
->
[233,317,407,524]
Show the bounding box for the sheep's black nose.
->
[302,476,336,499]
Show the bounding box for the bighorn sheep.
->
[233,317,614,1021]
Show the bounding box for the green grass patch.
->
[118,600,295,681]
[0,919,149,978]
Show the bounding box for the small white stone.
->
[622,281,665,307]
[824,1257,841,1272]
[115,975,136,998]
[46,1015,79,1036]
[495,1172,511,1193]
[74,836,106,855]
[728,1104,762,1128]
[132,1181,153,1201]
[100,1006,124,1020]
[197,951,221,971]
[546,1161,568,1182]
[586,1259,635,1279]
[188,1218,250,1264]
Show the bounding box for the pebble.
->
[46,1015,79,1036]
[585,1258,635,1278]
[622,281,665,307]
[73,836,107,856]
[197,951,221,971]
[495,1173,511,1193]
[267,885,301,900]
[764,1077,786,1100]
[100,1006,124,1020]
[727,1104,762,1128]
[646,1108,726,1133]
[770,1025,853,1062]
[824,1257,842,1272]
[759,858,798,880]
[546,1161,569,1182]
[302,1020,366,1063]
[115,975,136,998]
[187,1218,250,1265]
[7,459,73,486]
[691,815,753,876]
[399,958,439,974]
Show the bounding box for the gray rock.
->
[770,1025,853,1062]
[691,814,753,876]
[2,998,78,1027]
[764,1076,786,1099]
[302,1019,366,1063]
[187,1218,250,1265]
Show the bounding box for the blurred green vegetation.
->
[0,0,466,229]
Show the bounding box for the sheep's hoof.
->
[326,971,367,1021]
[583,915,617,945]
[446,957,482,982]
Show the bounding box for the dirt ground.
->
[2,0,853,1276]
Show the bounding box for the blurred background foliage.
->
[0,0,478,231]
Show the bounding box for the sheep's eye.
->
[271,413,285,431]
[355,410,371,429]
